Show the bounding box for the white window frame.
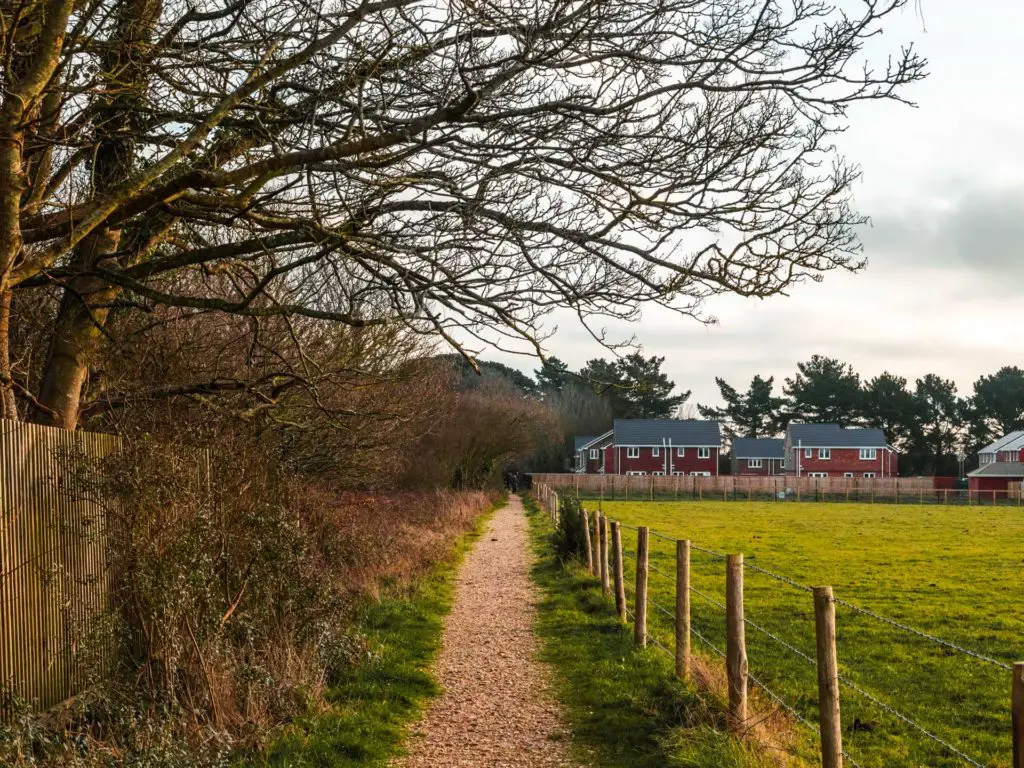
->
[676,447,685,457]
[863,472,876,478]
[804,448,812,459]
[589,448,599,460]
[690,471,711,477]
[808,472,828,478]
[859,448,877,460]
[747,459,763,469]
[671,471,686,476]
[626,446,640,459]
[697,447,711,459]
[844,472,854,478]
[819,448,830,460]
[626,470,646,476]
[651,471,665,476]
[652,446,660,457]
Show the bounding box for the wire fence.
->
[532,483,1023,768]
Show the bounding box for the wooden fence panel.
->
[533,472,949,500]
[0,420,121,715]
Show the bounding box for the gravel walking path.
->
[393,495,583,768]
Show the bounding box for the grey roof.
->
[574,435,598,451]
[575,431,613,451]
[732,438,784,459]
[967,461,1024,478]
[979,430,1024,454]
[787,424,888,448]
[613,419,721,446]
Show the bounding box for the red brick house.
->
[783,424,897,478]
[967,431,1024,492]
[575,419,722,476]
[731,438,785,476]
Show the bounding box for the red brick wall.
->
[608,446,718,475]
[733,458,785,476]
[969,476,1012,492]
[786,447,898,477]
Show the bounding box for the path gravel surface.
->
[393,495,583,768]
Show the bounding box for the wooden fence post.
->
[634,527,649,647]
[600,516,610,595]
[612,521,626,623]
[726,554,747,726]
[1013,662,1024,768]
[814,586,843,768]
[581,509,594,573]
[592,512,602,576]
[676,539,691,680]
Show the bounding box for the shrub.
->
[551,493,589,562]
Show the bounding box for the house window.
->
[844,472,854,478]
[698,447,711,459]
[804,448,812,459]
[863,472,876,478]
[676,447,685,457]
[819,448,830,460]
[652,471,665,476]
[626,470,646,476]
[747,459,763,468]
[859,448,877,460]
[690,471,711,477]
[626,447,639,459]
[808,472,828,478]
[671,471,686,476]
[652,446,660,457]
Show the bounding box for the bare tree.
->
[1,0,925,429]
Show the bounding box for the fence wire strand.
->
[837,673,984,768]
[690,585,726,611]
[832,595,1012,671]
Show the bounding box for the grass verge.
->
[252,494,505,767]
[523,495,802,768]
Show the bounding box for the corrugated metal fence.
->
[0,419,121,716]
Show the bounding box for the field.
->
[600,500,1024,768]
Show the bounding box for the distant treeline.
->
[457,353,1024,476]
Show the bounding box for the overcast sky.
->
[488,0,1024,409]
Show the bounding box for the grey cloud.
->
[861,186,1024,282]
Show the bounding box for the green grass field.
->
[599,500,1024,768]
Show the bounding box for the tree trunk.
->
[30,0,161,429]
[34,264,120,429]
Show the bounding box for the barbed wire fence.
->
[532,483,1023,768]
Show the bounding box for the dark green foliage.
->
[969,366,1024,443]
[784,355,864,426]
[911,374,964,475]
[535,356,573,394]
[439,354,538,395]
[551,493,590,562]
[861,372,920,449]
[579,353,690,420]
[698,375,786,438]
